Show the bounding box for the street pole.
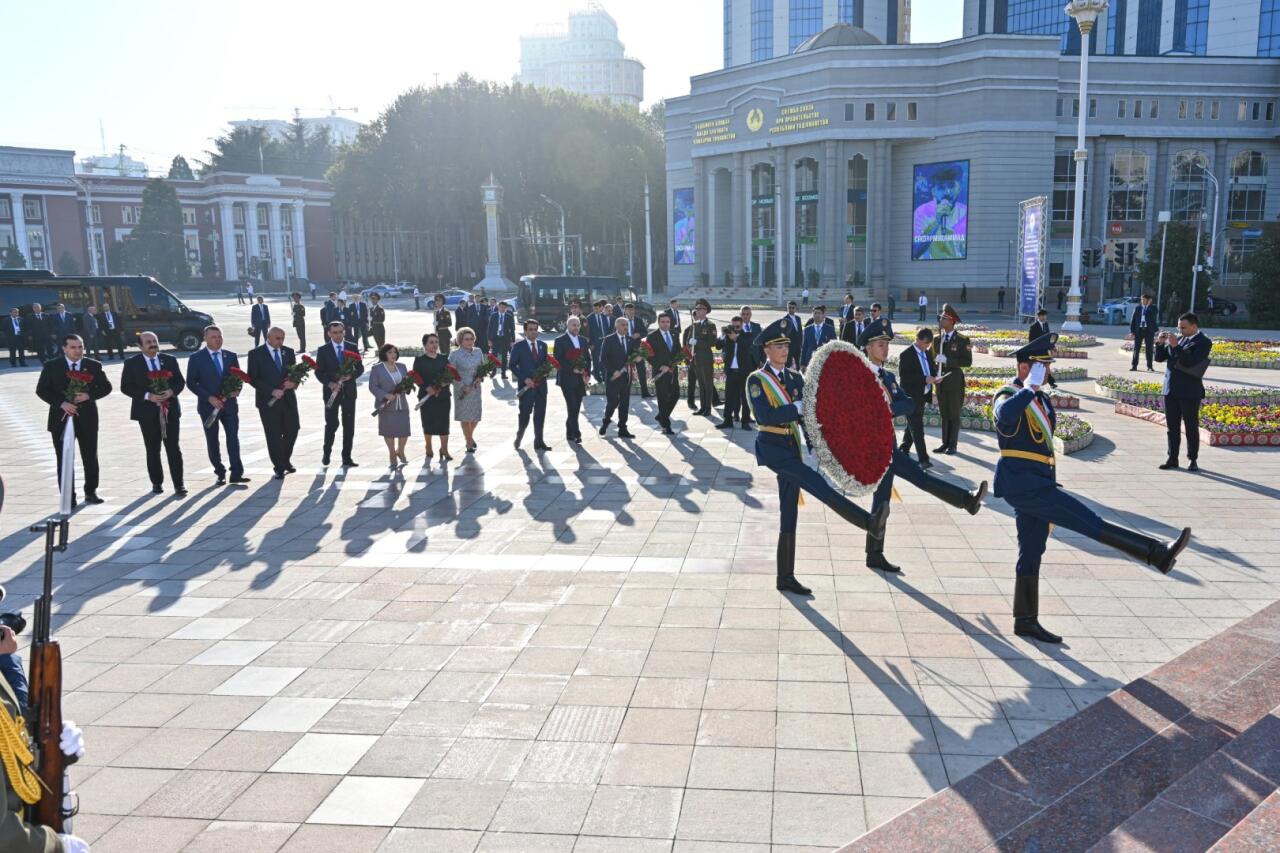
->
[1190,209,1205,312]
[392,229,399,283]
[643,174,654,302]
[540,194,567,275]
[73,177,100,276]
[1205,170,1220,270]
[774,182,784,307]
[1061,1,1106,333]
[616,215,633,287]
[1156,210,1170,323]
[1005,239,1012,313]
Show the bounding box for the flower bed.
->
[892,405,1094,454]
[1119,339,1280,369]
[1114,401,1280,447]
[884,360,1088,382]
[984,344,1090,359]
[1095,375,1280,408]
[893,327,1098,349]
[963,378,1079,409]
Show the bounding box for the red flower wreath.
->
[802,340,894,496]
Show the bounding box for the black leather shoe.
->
[866,551,901,573]
[342,459,358,468]
[618,430,636,439]
[215,476,226,486]
[716,422,734,430]
[1187,461,1200,472]
[933,444,948,454]
[966,481,988,516]
[920,460,934,470]
[174,488,188,497]
[599,423,609,437]
[1159,460,1180,470]
[1014,617,1063,644]
[274,471,286,480]
[740,423,753,432]
[776,576,812,595]
[662,428,675,435]
[534,443,552,452]
[286,466,297,474]
[944,448,957,456]
[230,476,251,484]
[151,485,164,494]
[1129,366,1137,371]
[83,495,104,505]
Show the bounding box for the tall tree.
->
[200,125,278,175]
[129,178,189,283]
[168,155,194,180]
[1,246,26,269]
[56,250,80,275]
[1138,223,1208,319]
[1243,224,1280,327]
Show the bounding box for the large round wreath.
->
[802,340,895,496]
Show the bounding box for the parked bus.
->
[0,270,215,351]
[517,275,657,332]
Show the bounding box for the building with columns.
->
[665,23,1279,302]
[0,146,336,285]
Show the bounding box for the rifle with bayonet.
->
[26,516,73,832]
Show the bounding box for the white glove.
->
[793,400,804,416]
[60,721,85,759]
[59,835,90,853]
[937,353,947,366]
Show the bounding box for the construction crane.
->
[292,97,359,120]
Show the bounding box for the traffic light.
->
[1082,248,1100,269]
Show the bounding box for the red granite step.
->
[835,600,1280,853]
[1209,789,1280,852]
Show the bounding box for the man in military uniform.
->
[861,320,987,572]
[992,333,1192,643]
[748,320,888,595]
[930,303,972,455]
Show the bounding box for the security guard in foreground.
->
[862,320,987,572]
[748,320,888,595]
[992,333,1191,643]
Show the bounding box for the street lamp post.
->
[616,215,634,286]
[1061,0,1108,333]
[540,194,567,275]
[643,173,654,302]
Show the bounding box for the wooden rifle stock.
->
[26,517,70,833]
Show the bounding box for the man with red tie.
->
[511,320,552,451]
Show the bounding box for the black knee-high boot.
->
[776,532,810,595]
[1096,522,1191,575]
[919,477,987,515]
[1013,576,1061,643]
[866,528,901,572]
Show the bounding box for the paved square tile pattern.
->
[2,298,1277,850]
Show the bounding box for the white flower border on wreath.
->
[801,339,894,497]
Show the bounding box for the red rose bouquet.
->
[519,354,560,398]
[632,340,655,369]
[473,352,502,383]
[373,370,424,416]
[62,369,95,419]
[269,354,315,407]
[416,364,460,410]
[146,368,175,440]
[566,347,589,375]
[204,366,253,429]
[326,348,363,409]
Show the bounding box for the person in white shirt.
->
[917,291,929,321]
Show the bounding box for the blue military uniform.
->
[994,333,1190,643]
[748,319,885,595]
[863,319,986,572]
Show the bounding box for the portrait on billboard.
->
[673,187,695,265]
[911,160,969,261]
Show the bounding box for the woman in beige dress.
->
[448,327,484,453]
[369,343,412,466]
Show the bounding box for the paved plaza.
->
[1,297,1277,852]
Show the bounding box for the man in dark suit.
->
[685,299,718,415]
[587,300,614,383]
[1028,308,1050,341]
[663,299,683,341]
[4,309,25,367]
[188,325,249,486]
[316,321,363,466]
[98,301,124,359]
[290,292,308,353]
[800,306,836,368]
[840,306,867,346]
[49,304,77,355]
[487,301,516,379]
[611,298,624,320]
[247,326,301,478]
[351,294,371,352]
[250,296,271,347]
[554,316,592,443]
[646,313,682,435]
[869,303,893,341]
[599,316,636,439]
[511,320,552,451]
[781,301,803,369]
[474,298,492,352]
[1129,293,1157,372]
[27,303,53,361]
[82,305,103,360]
[716,316,754,430]
[838,294,855,334]
[1156,312,1213,472]
[454,296,477,339]
[120,330,187,496]
[35,333,111,504]
[622,303,650,397]
[320,291,341,341]
[897,328,939,468]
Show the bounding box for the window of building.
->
[1133,99,1143,118]
[845,103,855,121]
[793,158,819,282]
[1173,0,1209,55]
[122,206,143,225]
[865,102,875,120]
[886,102,897,121]
[1072,98,1079,118]
[1238,100,1248,121]
[23,199,41,220]
[750,0,773,61]
[1178,99,1188,119]
[1228,150,1268,220]
[1107,0,1127,54]
[1169,149,1210,222]
[0,199,10,219]
[0,226,13,249]
[1262,0,1280,57]
[788,0,822,51]
[181,207,197,227]
[724,0,732,67]
[907,102,918,121]
[88,204,101,225]
[1117,99,1127,118]
[258,233,270,257]
[846,155,868,286]
[1056,97,1064,117]
[838,0,857,26]
[1210,101,1220,120]
[233,206,245,227]
[1252,101,1262,121]
[750,163,777,288]
[1052,149,1088,222]
[1194,100,1204,120]
[1268,102,1276,121]
[1108,150,1148,222]
[1089,99,1097,118]
[1149,100,1159,118]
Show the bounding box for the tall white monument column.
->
[269,202,286,281]
[219,200,238,279]
[476,174,515,296]
[245,201,261,278]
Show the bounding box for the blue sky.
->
[10,0,962,172]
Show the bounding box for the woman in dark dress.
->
[433,294,452,356]
[369,293,387,350]
[413,332,452,461]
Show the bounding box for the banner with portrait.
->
[911,160,969,260]
[1017,196,1048,320]
[673,188,695,265]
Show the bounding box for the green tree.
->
[200,125,278,175]
[168,155,194,180]
[1,246,26,268]
[280,118,336,178]
[129,178,189,283]
[56,249,80,275]
[1137,223,1210,320]
[1243,224,1280,326]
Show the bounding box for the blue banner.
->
[1018,199,1046,317]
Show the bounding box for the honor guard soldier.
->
[748,320,888,595]
[992,333,1192,643]
[930,303,972,454]
[861,320,987,572]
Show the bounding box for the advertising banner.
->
[1018,196,1048,319]
[673,188,695,265]
[911,160,969,260]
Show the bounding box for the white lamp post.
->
[1061,0,1108,333]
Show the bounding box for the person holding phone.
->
[1156,313,1213,472]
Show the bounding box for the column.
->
[692,158,706,282]
[731,152,745,286]
[291,203,309,279]
[822,140,838,287]
[245,201,261,277]
[869,141,886,296]
[9,194,30,264]
[219,200,237,280]
[834,144,845,292]
[775,148,790,288]
[269,202,286,280]
[1151,139,1169,243]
